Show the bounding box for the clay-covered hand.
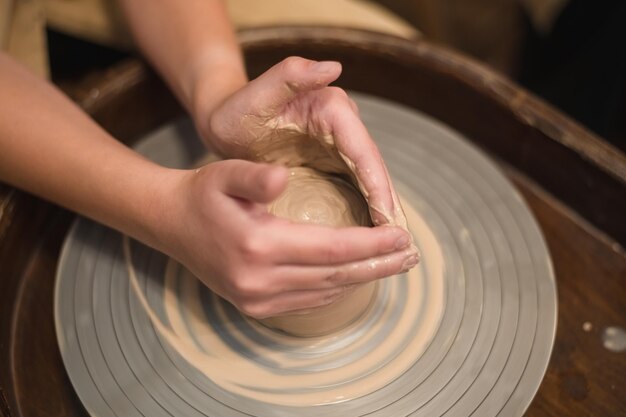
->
[165,160,417,319]
[194,56,405,228]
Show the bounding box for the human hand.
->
[193,56,407,228]
[163,159,417,319]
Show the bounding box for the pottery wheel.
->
[55,92,557,416]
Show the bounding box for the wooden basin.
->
[0,27,624,416]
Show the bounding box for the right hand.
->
[194,56,408,228]
[161,159,417,319]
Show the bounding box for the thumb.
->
[249,56,342,110]
[218,160,288,203]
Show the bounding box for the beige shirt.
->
[1,0,568,80]
[1,0,417,79]
[1,0,49,78]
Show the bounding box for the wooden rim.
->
[64,26,626,245]
[1,25,624,417]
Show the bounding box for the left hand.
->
[193,56,405,227]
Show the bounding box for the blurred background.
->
[2,0,624,151]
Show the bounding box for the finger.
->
[379,158,410,229]
[270,247,419,292]
[247,56,342,111]
[269,285,360,317]
[263,221,412,265]
[328,106,398,226]
[301,88,398,226]
[348,97,360,115]
[215,159,288,203]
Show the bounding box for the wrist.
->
[187,50,247,116]
[125,164,188,257]
[187,55,247,148]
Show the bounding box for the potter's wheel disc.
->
[55,92,557,416]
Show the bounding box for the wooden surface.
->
[507,167,626,416]
[1,27,625,416]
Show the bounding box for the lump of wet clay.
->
[269,167,371,228]
[246,129,398,337]
[262,166,377,337]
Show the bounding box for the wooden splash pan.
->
[1,27,625,417]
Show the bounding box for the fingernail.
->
[402,254,419,271]
[395,234,410,250]
[311,61,340,74]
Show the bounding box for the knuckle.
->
[228,270,265,298]
[256,172,279,197]
[239,233,268,261]
[320,87,351,114]
[326,86,348,100]
[343,283,358,293]
[325,241,348,264]
[322,288,344,305]
[238,301,269,319]
[226,270,247,293]
[279,56,305,76]
[325,269,348,286]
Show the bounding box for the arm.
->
[118,0,410,228]
[0,52,174,250]
[0,54,414,318]
[117,0,247,141]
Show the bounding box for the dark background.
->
[49,0,625,152]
